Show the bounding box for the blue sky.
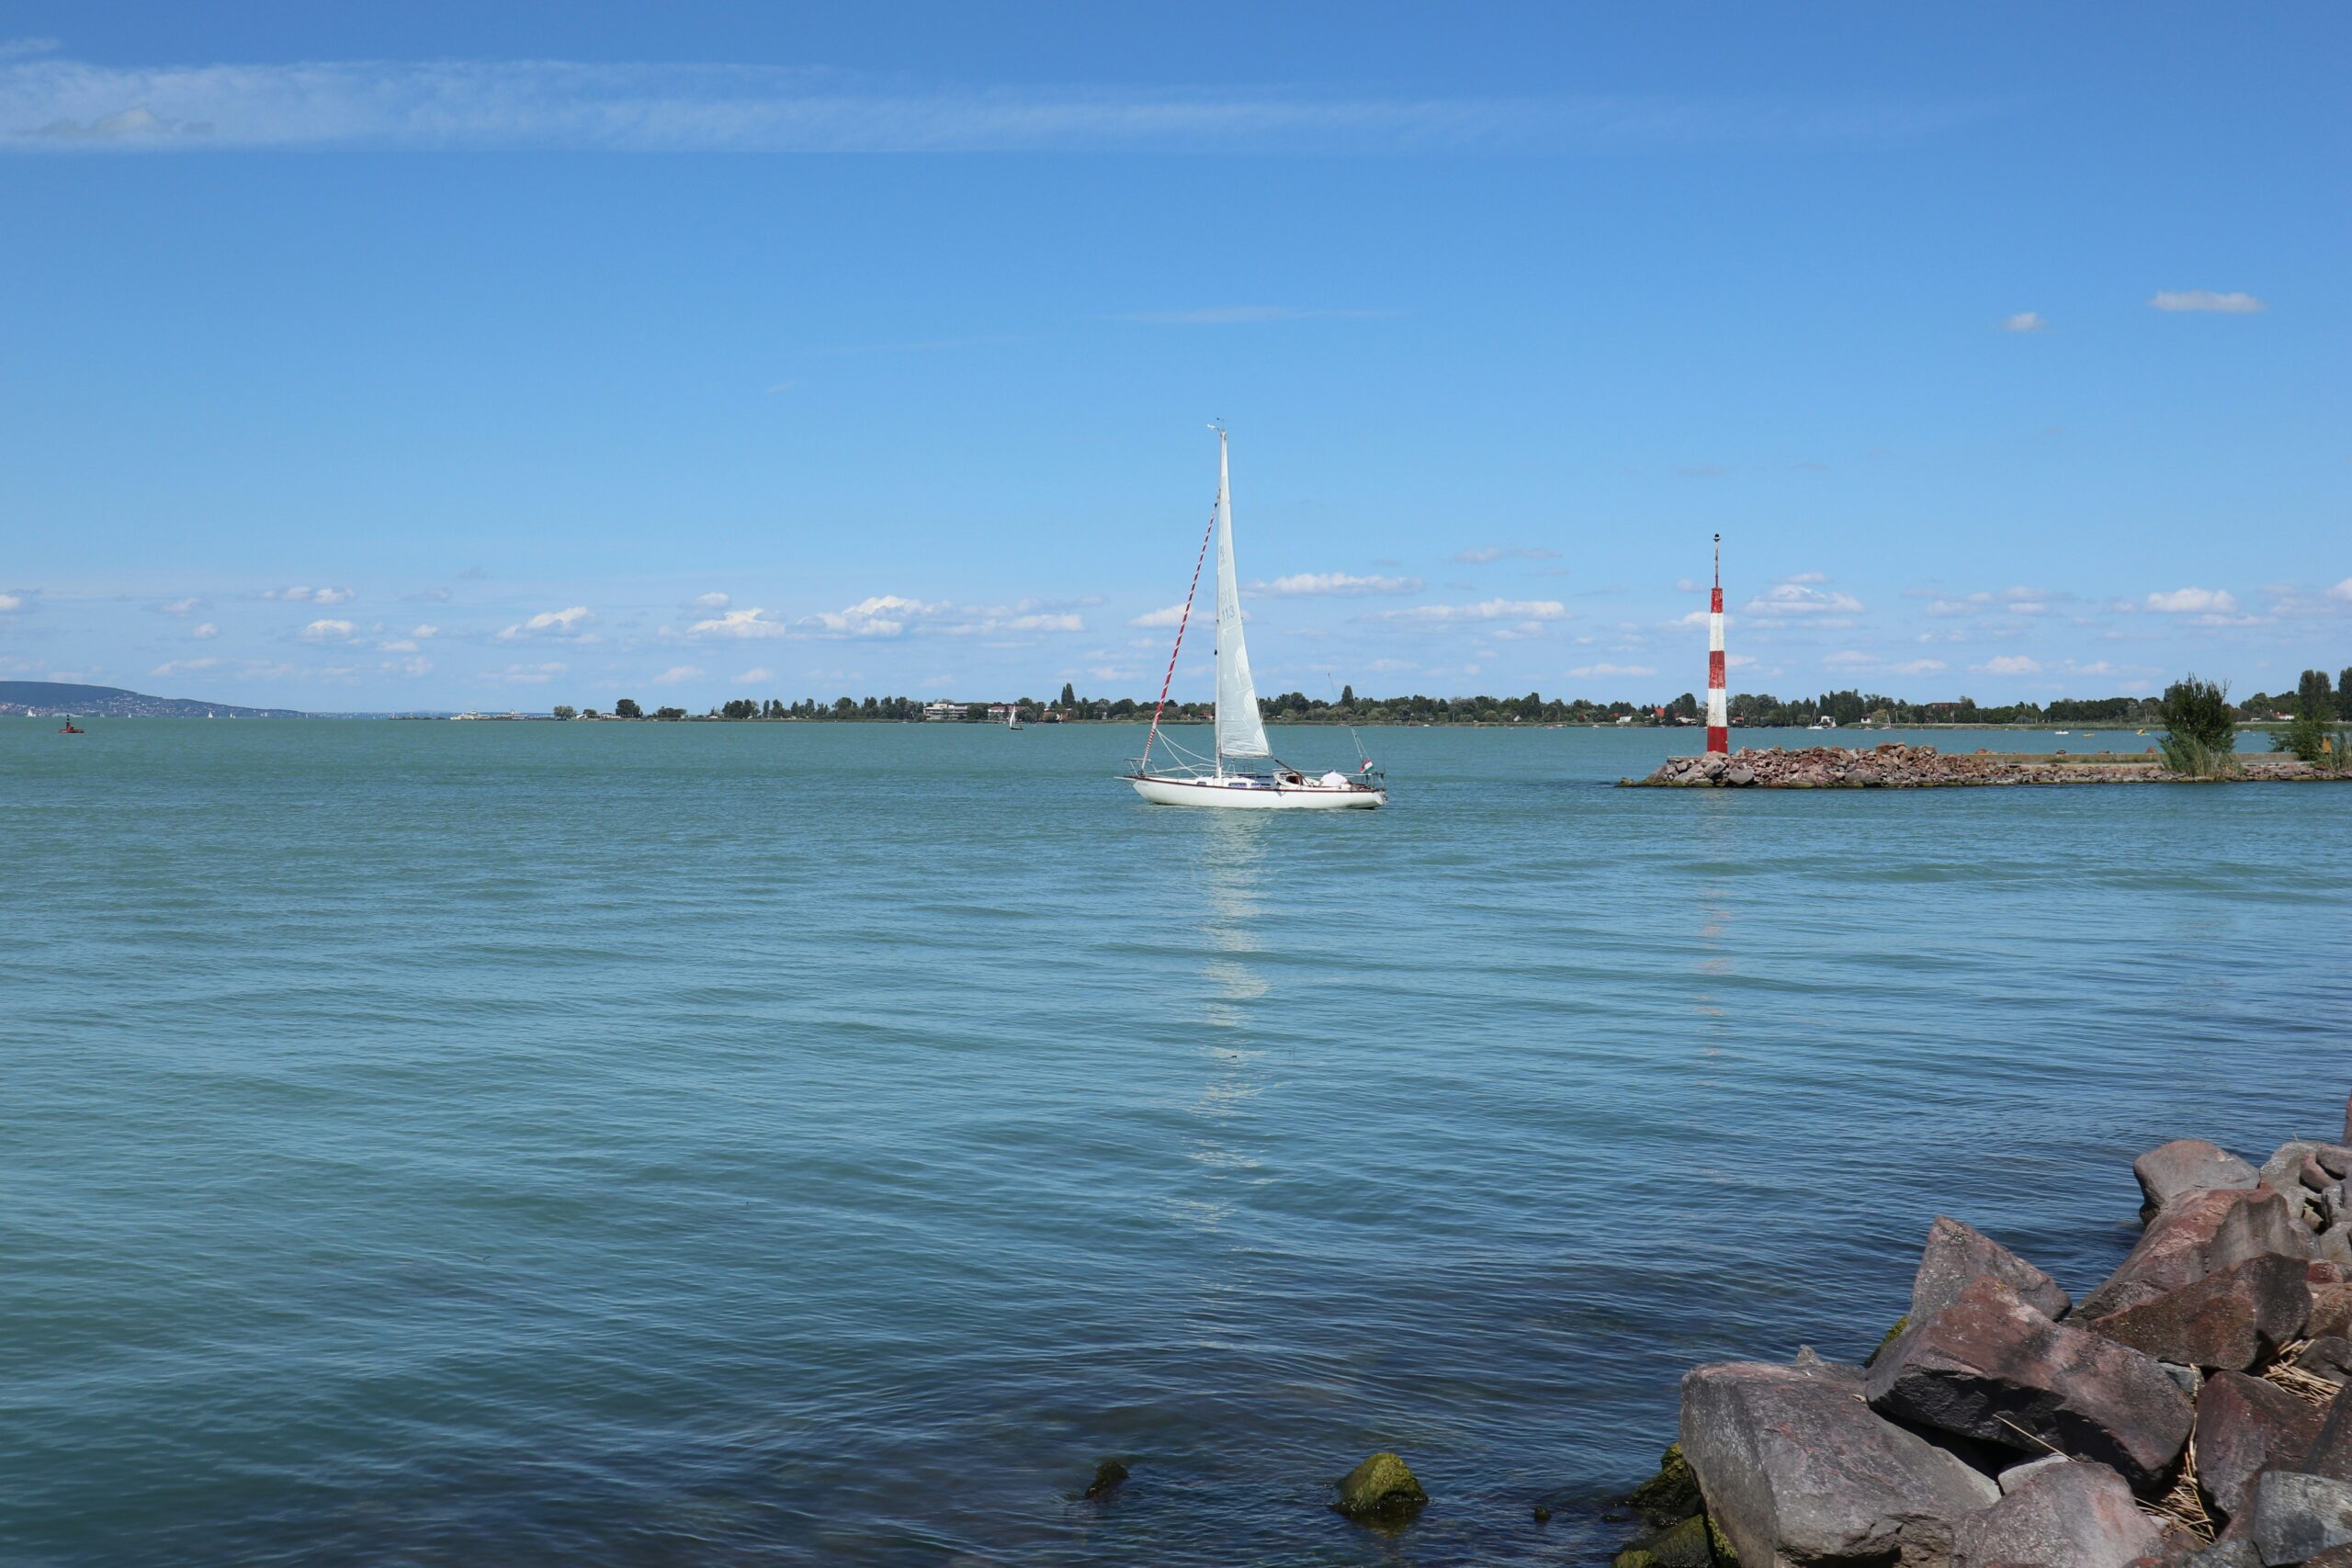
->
[2,3,2346,711]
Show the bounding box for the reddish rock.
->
[2086,1253,2311,1371]
[1950,1460,2162,1568]
[2135,1139,2261,1222]
[1913,1215,2072,1323]
[2076,1187,2310,1321]
[2307,1385,2352,1483]
[2194,1371,2327,1525]
[2301,1337,2352,1386]
[2317,1286,2352,1340]
[2250,1471,2352,1562]
[1681,1358,1997,1567]
[1866,1276,2193,1493]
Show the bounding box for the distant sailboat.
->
[1124,429,1386,809]
[1006,704,1023,731]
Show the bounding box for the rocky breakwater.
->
[1627,741,2335,788]
[1616,1089,2352,1567]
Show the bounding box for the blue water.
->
[6,720,2347,1566]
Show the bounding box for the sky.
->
[2,3,2346,713]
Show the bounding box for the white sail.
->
[1211,432,1272,762]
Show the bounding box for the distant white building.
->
[923,700,967,722]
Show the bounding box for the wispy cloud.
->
[498,605,594,640]
[1249,571,1421,596]
[2144,587,2235,615]
[487,661,566,683]
[153,595,206,615]
[300,618,356,641]
[0,56,1990,155]
[652,664,703,684]
[151,656,222,677]
[1119,306,1397,324]
[2001,310,2047,333]
[1131,604,1190,628]
[259,585,353,604]
[2330,578,2352,604]
[192,622,219,639]
[1742,581,1862,618]
[688,591,730,611]
[1374,598,1566,623]
[0,38,62,62]
[1973,655,2041,674]
[1454,546,1558,564]
[0,592,26,614]
[1566,661,1655,678]
[2149,290,2266,314]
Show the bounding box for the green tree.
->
[654,705,687,721]
[2339,667,2352,721]
[1339,683,1355,708]
[614,697,643,719]
[2275,671,2346,769]
[551,705,577,720]
[1059,682,1078,708]
[2158,674,2236,777]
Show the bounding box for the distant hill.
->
[0,681,307,719]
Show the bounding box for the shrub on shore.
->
[2273,670,2349,772]
[2159,675,2239,778]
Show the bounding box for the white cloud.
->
[192,622,219,639]
[300,618,356,640]
[735,667,774,682]
[379,639,420,653]
[1743,582,1863,617]
[2149,290,2266,314]
[151,657,222,677]
[1131,604,1191,628]
[155,595,205,615]
[653,664,704,684]
[383,656,432,676]
[2327,578,2352,604]
[986,612,1084,633]
[498,605,594,639]
[1250,571,1422,596]
[1455,546,1558,564]
[803,595,937,637]
[1973,655,2042,674]
[2002,310,2047,333]
[1376,598,1566,623]
[0,592,23,613]
[259,585,354,604]
[1779,571,1830,585]
[1566,662,1655,678]
[687,606,793,639]
[487,662,566,683]
[411,624,439,638]
[689,591,730,611]
[1888,659,1948,675]
[1823,649,1875,667]
[2145,587,2236,615]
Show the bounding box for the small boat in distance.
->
[1006,705,1022,731]
[59,716,85,733]
[1123,429,1386,809]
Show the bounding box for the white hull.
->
[1128,773,1385,809]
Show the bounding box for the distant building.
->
[923,700,966,722]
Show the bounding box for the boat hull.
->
[1127,773,1385,809]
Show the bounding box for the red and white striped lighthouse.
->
[1706,534,1728,754]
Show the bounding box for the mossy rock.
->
[1627,1441,1702,1525]
[1613,1515,1714,1568]
[1332,1450,1427,1523]
[1082,1459,1128,1498]
[1708,1512,1739,1564]
[1866,1314,1910,1367]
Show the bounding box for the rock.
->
[1332,1451,1427,1523]
[2249,1470,2352,1562]
[2308,1389,2352,1483]
[1627,1441,1703,1526]
[1532,1502,1551,1523]
[1615,1516,1713,1568]
[2317,1286,2352,1339]
[2181,1538,2262,1567]
[2264,1143,2346,1233]
[1997,1453,2074,1494]
[1913,1215,2073,1323]
[2136,1140,2263,1222]
[2344,1089,2351,1145]
[2077,1187,2311,1321]
[2164,1362,2208,1400]
[1725,763,1756,786]
[1951,1459,2162,1568]
[1866,1276,2194,1493]
[1867,1314,1911,1367]
[2194,1371,2326,1525]
[1082,1458,1129,1498]
[2302,1337,2352,1386]
[1681,1359,1996,1566]
[2087,1252,2312,1371]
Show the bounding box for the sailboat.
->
[1006,704,1023,731]
[1124,430,1386,809]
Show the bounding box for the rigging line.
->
[1326,671,1373,770]
[1140,498,1220,773]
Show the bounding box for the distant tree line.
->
[566,666,2349,728]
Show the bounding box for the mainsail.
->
[1211,432,1272,762]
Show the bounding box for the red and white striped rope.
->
[1139,502,1220,773]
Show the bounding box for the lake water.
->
[6,719,2347,1566]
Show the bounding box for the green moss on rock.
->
[1708,1511,1739,1563]
[1332,1450,1427,1523]
[1627,1441,1702,1524]
[1866,1314,1910,1366]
